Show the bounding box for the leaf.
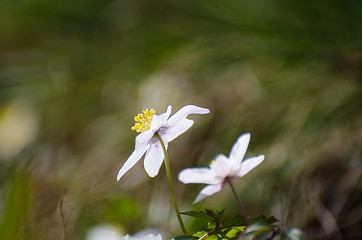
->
[251,215,267,223]
[205,209,215,215]
[225,228,244,238]
[181,210,215,221]
[205,209,225,222]
[205,235,221,240]
[266,216,279,224]
[192,232,220,240]
[282,228,304,240]
[0,171,32,239]
[251,215,279,224]
[181,209,226,227]
[222,215,248,229]
[173,235,198,240]
[244,223,274,237]
[193,231,208,238]
[208,221,216,229]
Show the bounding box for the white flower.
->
[0,101,38,159]
[121,234,162,240]
[86,224,123,240]
[117,105,210,180]
[178,133,264,203]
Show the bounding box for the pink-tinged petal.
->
[150,105,172,132]
[178,168,220,185]
[117,131,154,181]
[161,118,194,142]
[165,105,209,128]
[236,154,265,178]
[229,133,251,169]
[211,154,232,179]
[144,136,168,177]
[193,183,224,203]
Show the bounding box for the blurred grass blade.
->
[0,171,32,239]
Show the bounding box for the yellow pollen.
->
[210,160,215,167]
[131,108,156,133]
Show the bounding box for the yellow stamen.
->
[131,108,156,133]
[210,160,215,167]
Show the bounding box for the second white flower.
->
[178,132,265,203]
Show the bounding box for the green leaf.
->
[181,210,215,221]
[225,228,244,238]
[222,215,247,229]
[205,209,215,215]
[0,171,32,239]
[205,235,220,240]
[282,228,304,240]
[205,209,225,222]
[266,216,279,224]
[244,223,274,237]
[251,215,267,223]
[192,232,219,240]
[173,235,198,240]
[193,231,208,238]
[251,215,279,224]
[208,221,216,229]
[181,209,226,225]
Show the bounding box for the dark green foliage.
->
[179,209,282,240]
[173,235,199,240]
[182,209,226,224]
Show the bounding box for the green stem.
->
[226,177,250,225]
[155,132,187,235]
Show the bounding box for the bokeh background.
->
[0,0,361,239]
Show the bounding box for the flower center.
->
[131,108,156,133]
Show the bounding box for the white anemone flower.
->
[86,224,123,240]
[178,133,265,203]
[117,105,210,180]
[121,234,162,240]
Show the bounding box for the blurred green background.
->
[0,0,361,239]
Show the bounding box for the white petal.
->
[150,105,172,132]
[193,183,224,204]
[117,131,153,181]
[117,146,148,181]
[135,130,155,149]
[211,154,232,179]
[178,168,220,185]
[121,235,133,240]
[144,137,168,177]
[165,105,209,129]
[143,234,162,240]
[229,133,251,169]
[236,154,265,178]
[161,118,194,142]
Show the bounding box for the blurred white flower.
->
[178,133,265,203]
[0,101,38,159]
[121,234,162,240]
[86,224,123,240]
[117,105,209,180]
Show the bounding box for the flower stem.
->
[225,177,250,225]
[155,132,187,235]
